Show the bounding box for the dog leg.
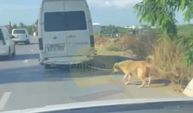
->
[122,74,128,85]
[147,76,151,87]
[125,74,132,85]
[122,74,128,81]
[138,80,146,88]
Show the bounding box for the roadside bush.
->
[105,36,147,57]
[176,35,193,66]
[107,44,123,51]
[105,32,158,57]
[94,35,109,45]
[108,36,139,50]
[151,38,193,87]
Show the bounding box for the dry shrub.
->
[113,35,140,50]
[138,31,158,56]
[94,31,158,57]
[94,35,110,45]
[107,36,138,51]
[106,36,146,56]
[151,38,193,87]
[106,33,157,57]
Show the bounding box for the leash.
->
[87,65,112,72]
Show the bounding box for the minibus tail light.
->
[90,35,94,47]
[39,38,43,50]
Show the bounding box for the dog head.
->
[145,55,154,68]
[146,55,154,63]
[113,63,120,73]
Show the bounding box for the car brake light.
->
[90,35,95,47]
[39,38,43,50]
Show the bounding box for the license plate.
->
[47,43,65,52]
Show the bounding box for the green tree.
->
[35,19,38,26]
[8,21,13,33]
[19,22,26,28]
[100,25,127,37]
[12,24,18,29]
[26,25,33,35]
[134,0,193,38]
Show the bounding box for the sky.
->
[0,0,186,26]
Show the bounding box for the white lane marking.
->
[23,59,29,63]
[0,92,11,110]
[30,49,34,52]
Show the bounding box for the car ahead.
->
[12,28,30,44]
[38,0,95,69]
[0,27,15,57]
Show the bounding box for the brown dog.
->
[113,57,152,88]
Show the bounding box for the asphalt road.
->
[0,37,185,112]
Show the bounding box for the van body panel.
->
[39,0,94,65]
[41,56,93,65]
[0,29,9,55]
[0,27,15,56]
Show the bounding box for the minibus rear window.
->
[13,30,26,34]
[44,11,87,32]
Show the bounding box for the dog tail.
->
[146,55,153,63]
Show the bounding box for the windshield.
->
[44,11,87,32]
[0,0,193,112]
[13,30,26,34]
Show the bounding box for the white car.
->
[0,27,16,57]
[39,0,95,68]
[12,29,30,44]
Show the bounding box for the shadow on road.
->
[133,79,171,87]
[0,64,113,84]
[0,53,39,61]
[0,55,148,85]
[150,79,171,87]
[0,64,172,87]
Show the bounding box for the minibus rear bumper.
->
[40,55,94,65]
